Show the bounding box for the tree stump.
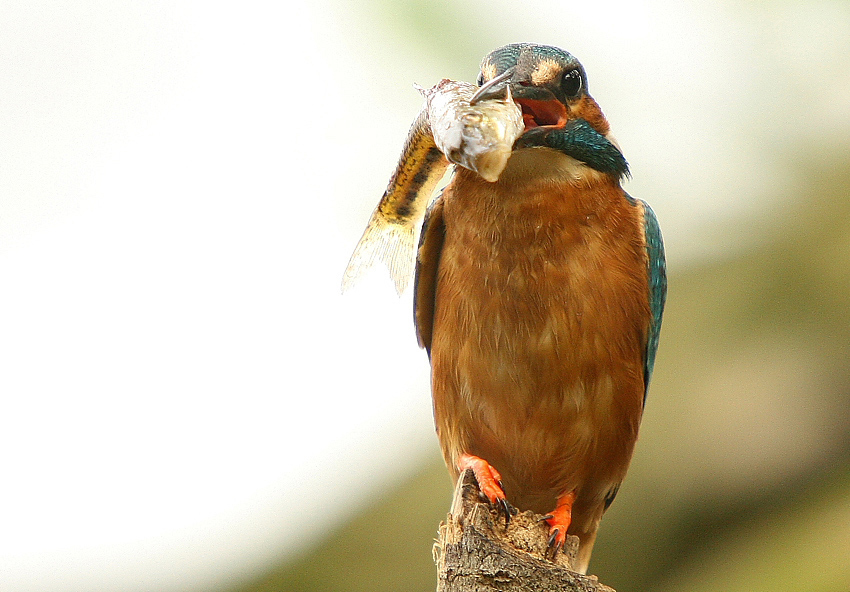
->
[434,470,614,592]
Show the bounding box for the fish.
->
[341,77,524,294]
[418,78,523,183]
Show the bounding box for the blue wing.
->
[636,198,667,401]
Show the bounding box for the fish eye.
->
[561,69,582,98]
[477,72,485,86]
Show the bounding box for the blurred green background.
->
[235,2,850,592]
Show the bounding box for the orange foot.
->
[544,489,577,557]
[457,453,516,525]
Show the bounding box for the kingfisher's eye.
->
[476,72,485,86]
[561,69,582,97]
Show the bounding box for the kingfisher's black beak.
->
[471,66,568,131]
[469,67,515,104]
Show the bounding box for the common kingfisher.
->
[413,43,667,573]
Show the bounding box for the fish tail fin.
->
[341,211,416,295]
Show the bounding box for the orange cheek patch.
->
[571,96,610,135]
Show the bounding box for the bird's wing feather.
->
[638,198,667,400]
[413,194,446,355]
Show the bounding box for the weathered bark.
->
[434,470,614,592]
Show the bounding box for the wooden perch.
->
[434,470,614,592]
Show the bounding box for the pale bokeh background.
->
[1,1,848,591]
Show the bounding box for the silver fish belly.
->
[419,78,523,182]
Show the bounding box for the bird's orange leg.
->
[457,453,515,523]
[544,489,577,554]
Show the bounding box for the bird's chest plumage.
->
[429,153,649,513]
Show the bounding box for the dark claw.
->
[539,514,554,522]
[496,497,515,527]
[546,528,562,560]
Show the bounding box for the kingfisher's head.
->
[475,44,610,138]
[473,43,626,177]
